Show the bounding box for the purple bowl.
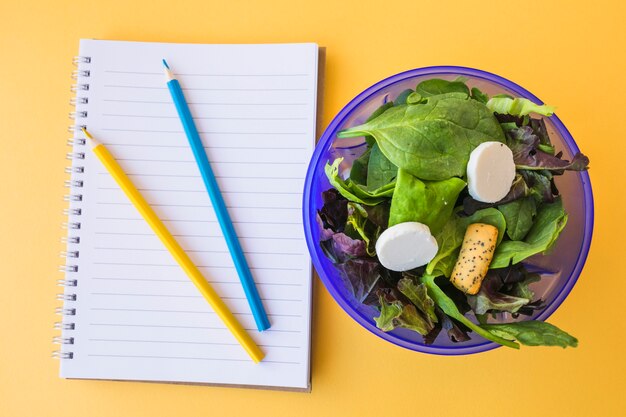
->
[303,66,594,355]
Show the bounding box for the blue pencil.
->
[162,59,270,331]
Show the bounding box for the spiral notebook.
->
[57,39,318,390]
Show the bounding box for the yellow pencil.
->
[81,128,265,363]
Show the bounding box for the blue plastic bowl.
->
[303,66,594,355]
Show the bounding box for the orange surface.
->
[1,1,625,416]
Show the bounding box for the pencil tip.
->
[80,127,93,139]
[162,59,169,69]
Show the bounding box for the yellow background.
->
[1,0,625,416]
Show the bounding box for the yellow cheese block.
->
[450,223,498,295]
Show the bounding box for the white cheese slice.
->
[375,222,438,272]
[467,141,516,203]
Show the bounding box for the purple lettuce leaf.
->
[337,258,382,304]
[320,233,367,264]
[462,174,529,215]
[506,126,589,172]
[318,188,348,233]
[467,270,530,315]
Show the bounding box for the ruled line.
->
[92,277,304,287]
[104,84,307,92]
[103,99,308,105]
[96,188,302,196]
[94,247,305,256]
[94,216,301,225]
[87,354,300,365]
[96,201,301,210]
[90,292,303,302]
[92,262,303,271]
[89,307,302,318]
[104,70,309,77]
[102,128,305,135]
[89,322,302,333]
[102,114,307,121]
[105,143,307,150]
[97,172,304,180]
[93,231,303,240]
[88,338,301,349]
[113,158,305,165]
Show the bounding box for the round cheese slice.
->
[375,222,438,272]
[467,141,516,203]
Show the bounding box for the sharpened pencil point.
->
[80,127,100,147]
[80,127,93,139]
[162,59,175,81]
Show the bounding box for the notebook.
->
[57,39,318,391]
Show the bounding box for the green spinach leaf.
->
[415,78,470,97]
[325,158,395,205]
[420,275,519,348]
[366,143,397,191]
[491,198,568,268]
[481,321,578,348]
[388,169,466,234]
[498,197,537,241]
[337,95,505,180]
[349,149,370,185]
[394,88,414,105]
[470,87,489,104]
[364,101,394,147]
[406,91,424,105]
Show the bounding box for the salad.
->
[317,78,589,349]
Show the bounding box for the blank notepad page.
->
[61,40,317,389]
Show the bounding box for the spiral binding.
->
[54,55,91,361]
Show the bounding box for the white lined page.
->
[60,40,316,389]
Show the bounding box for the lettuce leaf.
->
[337,258,381,303]
[506,126,589,172]
[467,271,530,315]
[491,198,568,268]
[366,143,398,191]
[438,308,471,342]
[374,289,434,335]
[420,275,519,349]
[470,87,489,104]
[426,208,506,276]
[338,95,505,180]
[346,202,381,256]
[389,169,466,234]
[462,174,530,215]
[364,101,395,147]
[487,97,555,116]
[319,233,366,264]
[317,189,348,233]
[415,78,470,98]
[325,158,395,205]
[482,321,578,348]
[394,88,414,105]
[498,197,537,241]
[349,148,371,185]
[397,277,438,325]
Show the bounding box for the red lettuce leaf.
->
[318,188,348,233]
[337,258,381,304]
[506,126,589,172]
[467,270,530,315]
